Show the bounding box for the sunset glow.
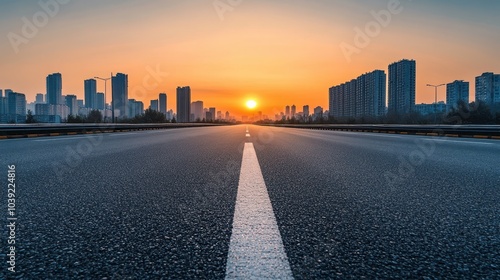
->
[246,100,257,110]
[1,1,499,119]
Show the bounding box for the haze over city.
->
[1,0,500,118]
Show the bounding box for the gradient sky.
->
[1,0,499,118]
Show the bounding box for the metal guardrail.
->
[262,124,500,139]
[0,123,226,139]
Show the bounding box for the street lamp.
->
[426,83,445,124]
[95,75,111,122]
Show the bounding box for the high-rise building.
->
[303,105,310,118]
[362,70,386,117]
[0,91,4,116]
[205,111,213,121]
[329,70,386,119]
[47,73,62,105]
[65,95,78,116]
[225,111,230,120]
[36,93,44,104]
[388,59,416,115]
[475,72,500,107]
[112,73,128,119]
[446,80,469,112]
[96,92,105,110]
[84,79,97,109]
[285,106,290,118]
[176,86,191,122]
[291,105,296,117]
[313,106,323,120]
[128,99,144,118]
[7,91,26,123]
[150,99,159,111]
[191,101,204,121]
[209,107,216,122]
[159,93,167,114]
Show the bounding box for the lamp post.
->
[95,76,111,122]
[426,83,445,124]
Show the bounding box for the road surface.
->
[0,125,499,279]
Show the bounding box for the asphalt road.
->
[0,125,499,279]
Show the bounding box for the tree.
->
[67,115,83,123]
[467,101,493,124]
[142,109,167,123]
[26,110,36,123]
[87,110,103,123]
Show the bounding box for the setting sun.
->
[246,100,257,109]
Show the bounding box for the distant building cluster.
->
[327,59,500,119]
[329,69,386,119]
[2,61,500,124]
[0,73,233,124]
[273,104,325,122]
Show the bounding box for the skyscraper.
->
[35,93,44,104]
[128,99,144,118]
[84,79,97,109]
[329,70,386,119]
[65,95,78,116]
[159,93,167,115]
[209,107,216,122]
[291,105,296,117]
[285,106,290,118]
[475,72,500,107]
[112,73,128,119]
[150,100,159,111]
[446,80,469,111]
[96,92,105,110]
[176,86,191,122]
[388,59,416,115]
[191,101,204,121]
[313,106,323,121]
[7,91,26,123]
[363,70,386,117]
[46,73,62,105]
[303,105,310,118]
[0,90,3,116]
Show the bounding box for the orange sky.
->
[1,0,499,118]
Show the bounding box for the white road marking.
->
[245,133,250,137]
[107,132,139,137]
[226,143,293,279]
[423,139,493,145]
[34,136,99,142]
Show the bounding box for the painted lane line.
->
[423,139,493,145]
[107,132,139,137]
[245,133,250,137]
[34,136,100,142]
[226,143,293,279]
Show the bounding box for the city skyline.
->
[1,0,500,118]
